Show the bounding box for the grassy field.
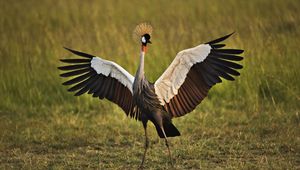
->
[0,0,299,169]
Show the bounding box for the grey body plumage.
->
[133,52,169,120]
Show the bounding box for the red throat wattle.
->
[142,45,147,52]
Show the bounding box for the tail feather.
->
[155,122,181,138]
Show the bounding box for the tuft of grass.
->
[0,0,299,169]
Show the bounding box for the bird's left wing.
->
[154,33,244,117]
[59,48,137,117]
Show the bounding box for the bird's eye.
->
[141,36,146,43]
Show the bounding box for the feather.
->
[88,76,102,94]
[68,75,95,92]
[58,64,90,71]
[201,64,222,84]
[172,96,183,116]
[62,71,95,85]
[206,32,234,45]
[74,85,90,96]
[207,57,243,69]
[211,53,243,61]
[209,62,240,76]
[99,77,111,99]
[60,68,91,77]
[113,82,122,104]
[214,69,235,81]
[211,44,226,49]
[60,59,91,63]
[64,47,94,59]
[107,79,116,100]
[213,49,244,55]
[93,76,106,97]
[180,85,196,109]
[68,76,97,91]
[176,93,189,114]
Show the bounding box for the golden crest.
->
[133,22,153,41]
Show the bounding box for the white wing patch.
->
[154,44,211,105]
[91,57,134,93]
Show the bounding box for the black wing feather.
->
[211,53,243,61]
[205,32,234,45]
[68,75,96,92]
[58,64,91,71]
[62,71,95,85]
[60,59,91,63]
[213,49,244,55]
[59,68,92,77]
[64,47,94,59]
[211,44,226,49]
[207,57,243,69]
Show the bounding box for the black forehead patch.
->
[143,34,151,39]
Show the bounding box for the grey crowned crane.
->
[58,23,244,167]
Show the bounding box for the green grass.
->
[0,0,299,169]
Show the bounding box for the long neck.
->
[133,46,146,94]
[135,49,145,83]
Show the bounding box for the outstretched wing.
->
[58,48,136,116]
[154,33,244,117]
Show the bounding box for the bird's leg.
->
[139,121,149,168]
[161,127,173,166]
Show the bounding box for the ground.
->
[0,109,298,169]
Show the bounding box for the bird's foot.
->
[138,164,144,170]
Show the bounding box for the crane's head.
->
[133,23,152,52]
[141,34,151,46]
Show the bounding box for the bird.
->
[58,23,244,167]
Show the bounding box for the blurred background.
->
[0,0,299,169]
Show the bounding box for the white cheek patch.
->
[141,36,146,43]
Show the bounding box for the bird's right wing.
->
[154,33,244,117]
[58,48,139,118]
